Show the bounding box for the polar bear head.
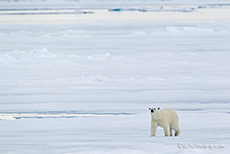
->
[149,107,160,115]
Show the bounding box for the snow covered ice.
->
[0,0,230,154]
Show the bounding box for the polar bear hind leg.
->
[171,122,180,136]
[170,127,173,136]
[175,128,181,136]
[163,125,170,136]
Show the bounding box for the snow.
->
[0,103,229,154]
[0,0,230,154]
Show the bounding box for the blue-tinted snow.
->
[0,0,230,154]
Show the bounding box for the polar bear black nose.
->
[151,109,154,113]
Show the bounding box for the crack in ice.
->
[0,111,133,120]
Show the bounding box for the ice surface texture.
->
[1,21,230,154]
[0,0,230,153]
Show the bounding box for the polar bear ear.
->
[158,107,160,110]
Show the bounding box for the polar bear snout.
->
[149,108,155,114]
[149,107,160,114]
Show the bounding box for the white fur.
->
[149,108,180,137]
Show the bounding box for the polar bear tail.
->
[175,128,181,136]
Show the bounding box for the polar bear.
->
[149,107,180,137]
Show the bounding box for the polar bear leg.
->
[170,128,173,136]
[150,126,157,137]
[175,128,181,136]
[172,123,180,136]
[163,126,170,137]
